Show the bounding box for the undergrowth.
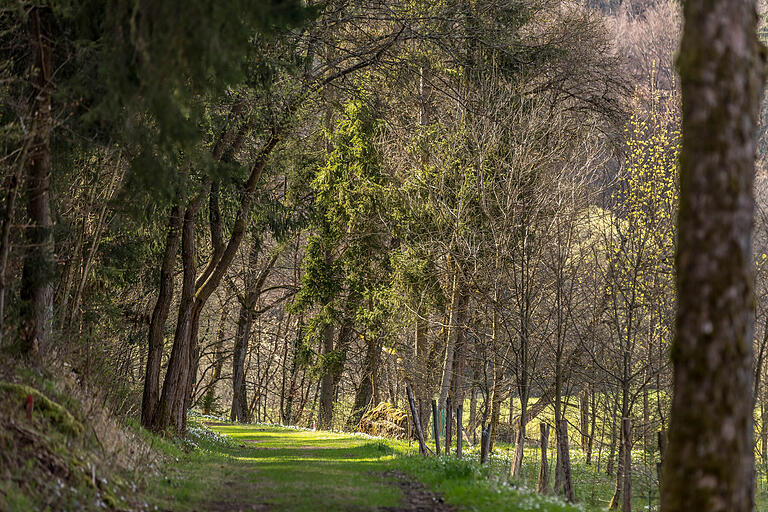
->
[0,356,166,512]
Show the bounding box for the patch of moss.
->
[0,382,84,436]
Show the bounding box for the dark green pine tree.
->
[293,98,394,430]
[0,0,307,359]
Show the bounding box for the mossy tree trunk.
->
[661,1,766,510]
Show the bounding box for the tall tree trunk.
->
[661,2,765,511]
[557,419,575,503]
[553,362,564,495]
[202,306,229,415]
[141,203,182,427]
[611,376,631,508]
[488,343,509,451]
[438,273,461,411]
[318,321,336,430]
[317,314,353,431]
[324,320,352,424]
[580,385,590,451]
[230,238,261,423]
[621,417,632,512]
[230,303,254,423]
[537,422,549,494]
[347,336,381,429]
[21,6,54,358]
[415,314,431,437]
[607,387,619,476]
[609,426,625,509]
[0,169,20,347]
[508,394,515,443]
[229,237,280,422]
[283,318,303,425]
[150,203,199,433]
[469,369,478,444]
[449,291,469,406]
[511,386,528,478]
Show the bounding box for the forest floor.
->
[4,366,768,511]
[143,419,582,512]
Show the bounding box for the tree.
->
[292,97,392,430]
[20,6,54,358]
[142,2,406,433]
[660,1,766,511]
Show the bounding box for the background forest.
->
[1,0,766,511]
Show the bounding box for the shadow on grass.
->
[215,439,395,462]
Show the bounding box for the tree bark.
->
[489,305,509,451]
[21,6,54,358]
[610,423,624,509]
[318,314,352,430]
[347,335,381,429]
[150,202,200,433]
[469,381,477,444]
[318,321,336,430]
[438,273,460,411]
[406,383,429,454]
[282,318,303,425]
[202,306,229,415]
[607,388,619,476]
[230,303,254,423]
[537,422,549,494]
[511,390,527,478]
[230,237,261,423]
[557,419,575,503]
[415,314,431,435]
[0,170,20,347]
[580,386,590,451]
[661,1,765,511]
[622,417,632,512]
[149,132,278,433]
[141,203,182,427]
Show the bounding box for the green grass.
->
[146,419,406,511]
[394,454,583,512]
[144,411,768,511]
[144,416,588,511]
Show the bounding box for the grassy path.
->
[146,421,449,511]
[144,420,584,512]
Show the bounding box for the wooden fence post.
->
[537,422,549,493]
[481,424,490,465]
[656,429,666,484]
[406,384,428,455]
[432,399,441,456]
[446,397,452,456]
[457,405,463,459]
